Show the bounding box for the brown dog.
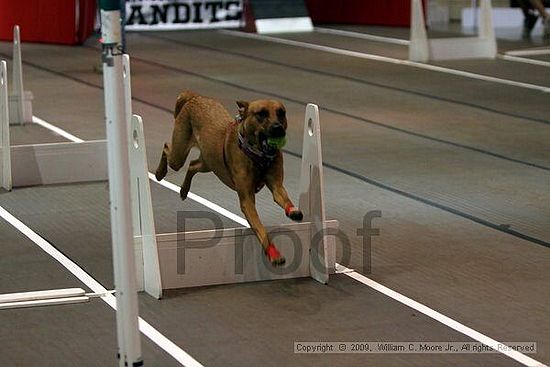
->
[155,91,303,266]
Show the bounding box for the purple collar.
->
[237,130,278,172]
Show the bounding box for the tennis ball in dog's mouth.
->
[267,136,287,149]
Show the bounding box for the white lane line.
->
[315,27,410,46]
[338,265,547,367]
[149,173,249,227]
[155,175,547,367]
[219,30,550,93]
[34,116,548,367]
[505,48,550,57]
[497,54,550,67]
[32,116,85,143]
[0,205,203,367]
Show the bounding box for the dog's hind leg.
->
[155,111,194,181]
[180,157,209,200]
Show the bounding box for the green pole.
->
[100,0,120,11]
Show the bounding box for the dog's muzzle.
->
[267,122,286,138]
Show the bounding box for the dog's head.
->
[236,99,287,149]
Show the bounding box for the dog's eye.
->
[276,108,286,120]
[256,109,269,121]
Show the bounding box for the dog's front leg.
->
[266,164,303,221]
[237,189,286,266]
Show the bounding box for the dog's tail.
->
[174,90,198,118]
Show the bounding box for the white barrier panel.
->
[463,7,550,28]
[9,26,33,125]
[11,140,108,187]
[409,0,497,62]
[132,102,336,297]
[256,17,314,34]
[0,61,11,191]
[156,221,337,289]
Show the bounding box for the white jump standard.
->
[9,26,33,125]
[409,0,497,62]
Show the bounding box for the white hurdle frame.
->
[0,56,107,190]
[9,26,33,125]
[409,0,497,62]
[129,99,337,298]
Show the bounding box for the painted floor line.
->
[314,27,411,45]
[505,47,550,56]
[497,54,550,67]
[33,116,548,367]
[155,176,547,367]
[219,30,550,93]
[0,205,203,367]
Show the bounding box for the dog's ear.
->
[236,100,249,120]
[236,100,249,112]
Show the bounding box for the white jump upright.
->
[9,26,33,125]
[409,0,497,62]
[0,61,11,191]
[131,102,337,297]
[123,54,163,300]
[299,104,335,283]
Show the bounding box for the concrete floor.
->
[0,25,548,367]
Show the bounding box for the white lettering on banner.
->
[125,0,243,31]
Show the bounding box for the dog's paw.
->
[155,168,167,181]
[265,244,286,267]
[285,204,303,222]
[180,187,188,201]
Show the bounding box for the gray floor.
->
[0,24,548,366]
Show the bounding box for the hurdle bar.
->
[409,0,497,62]
[128,99,337,297]
[9,26,33,125]
[0,288,91,310]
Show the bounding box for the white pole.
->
[0,61,12,191]
[12,26,25,125]
[472,0,478,31]
[100,1,143,366]
[409,0,430,62]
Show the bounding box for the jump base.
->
[139,220,337,289]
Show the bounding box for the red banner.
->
[0,0,96,45]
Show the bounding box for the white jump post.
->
[409,0,497,62]
[9,25,33,125]
[100,0,143,365]
[299,104,334,283]
[0,61,11,191]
